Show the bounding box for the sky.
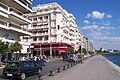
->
[32,0,120,50]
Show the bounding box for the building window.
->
[33,37,37,41]
[3,34,15,40]
[39,37,42,40]
[38,17,43,20]
[44,36,48,40]
[33,18,37,21]
[57,25,60,30]
[45,9,48,12]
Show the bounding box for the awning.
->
[59,49,66,53]
[33,42,73,47]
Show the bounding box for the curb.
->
[102,56,120,73]
[107,60,120,72]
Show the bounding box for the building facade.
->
[21,2,83,56]
[0,1,94,57]
[0,0,33,53]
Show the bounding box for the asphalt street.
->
[0,58,72,80]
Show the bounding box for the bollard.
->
[38,74,42,80]
[57,68,61,73]
[67,65,69,68]
[48,70,54,76]
[63,66,66,70]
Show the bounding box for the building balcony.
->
[32,32,49,36]
[8,23,32,36]
[13,0,32,12]
[25,0,32,5]
[0,20,8,29]
[30,26,48,30]
[0,0,32,13]
[9,8,32,24]
[31,40,49,44]
[0,2,9,15]
[63,33,69,38]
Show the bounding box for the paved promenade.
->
[43,55,120,80]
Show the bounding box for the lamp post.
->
[48,13,52,58]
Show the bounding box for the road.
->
[44,55,120,80]
[0,58,72,80]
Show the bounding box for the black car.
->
[3,60,42,80]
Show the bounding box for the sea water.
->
[102,53,120,67]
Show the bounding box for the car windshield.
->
[5,62,19,69]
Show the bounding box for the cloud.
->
[88,30,120,49]
[102,21,111,26]
[117,19,120,21]
[81,25,115,30]
[99,26,115,30]
[86,11,105,19]
[81,25,98,30]
[85,14,91,18]
[83,20,90,24]
[106,14,112,18]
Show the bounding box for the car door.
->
[29,61,38,74]
[21,61,31,74]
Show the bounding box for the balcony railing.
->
[10,8,23,16]
[9,23,30,33]
[0,2,8,11]
[19,0,32,9]
[0,20,7,27]
[9,23,21,29]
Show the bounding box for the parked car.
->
[68,54,77,62]
[3,60,42,80]
[32,57,47,66]
[62,55,69,61]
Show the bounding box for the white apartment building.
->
[21,2,82,56]
[0,0,33,53]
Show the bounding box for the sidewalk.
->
[43,55,120,80]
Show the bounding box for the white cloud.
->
[106,14,112,18]
[86,11,105,19]
[102,21,111,26]
[89,30,120,49]
[82,25,98,30]
[83,20,90,24]
[99,26,115,30]
[85,14,91,18]
[81,25,115,30]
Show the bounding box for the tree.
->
[8,41,22,60]
[77,46,87,54]
[82,48,87,55]
[14,41,22,53]
[66,47,74,54]
[0,40,9,55]
[0,40,9,66]
[77,45,82,53]
[14,41,22,60]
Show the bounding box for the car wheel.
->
[20,73,26,80]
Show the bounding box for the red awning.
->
[34,42,73,47]
[59,49,66,53]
